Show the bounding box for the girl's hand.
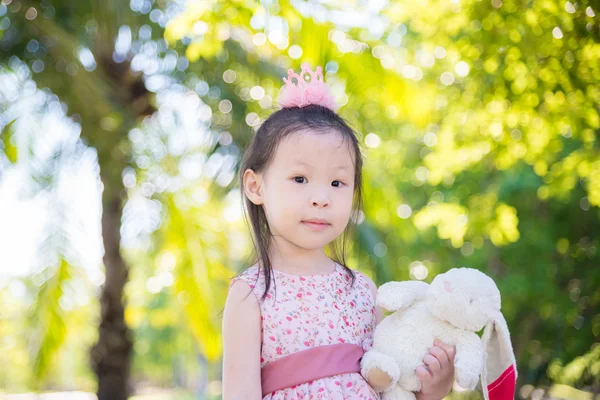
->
[415,339,456,400]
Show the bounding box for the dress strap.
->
[261,343,364,396]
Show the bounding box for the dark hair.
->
[238,104,364,300]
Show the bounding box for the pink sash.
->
[261,343,364,396]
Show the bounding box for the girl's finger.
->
[434,339,456,362]
[423,354,442,373]
[429,345,450,366]
[415,365,433,382]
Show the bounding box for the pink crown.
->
[277,62,338,111]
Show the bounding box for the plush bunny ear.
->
[480,311,518,400]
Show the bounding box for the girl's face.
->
[245,130,356,252]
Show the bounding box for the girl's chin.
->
[291,238,331,251]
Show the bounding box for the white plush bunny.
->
[360,268,517,400]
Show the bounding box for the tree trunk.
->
[90,175,133,400]
[86,53,154,398]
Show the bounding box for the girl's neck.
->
[268,240,334,275]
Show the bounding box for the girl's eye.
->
[332,180,343,187]
[294,176,306,184]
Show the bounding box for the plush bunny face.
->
[425,268,501,332]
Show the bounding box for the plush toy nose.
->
[444,280,454,292]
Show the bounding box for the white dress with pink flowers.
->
[231,263,379,399]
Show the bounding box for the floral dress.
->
[232,262,379,399]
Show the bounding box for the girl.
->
[222,63,456,399]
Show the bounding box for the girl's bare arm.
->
[222,280,263,400]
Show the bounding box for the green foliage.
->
[548,343,600,392]
[0,118,17,163]
[28,259,71,382]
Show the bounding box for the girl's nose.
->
[312,199,329,207]
[310,189,330,208]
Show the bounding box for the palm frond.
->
[28,258,73,383]
[161,194,227,362]
[0,117,18,164]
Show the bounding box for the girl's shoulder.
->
[229,264,268,300]
[232,264,261,282]
[345,266,373,288]
[345,267,377,303]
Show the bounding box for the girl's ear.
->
[243,168,264,205]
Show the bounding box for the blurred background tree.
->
[0,0,598,399]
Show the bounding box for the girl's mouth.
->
[302,221,330,231]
